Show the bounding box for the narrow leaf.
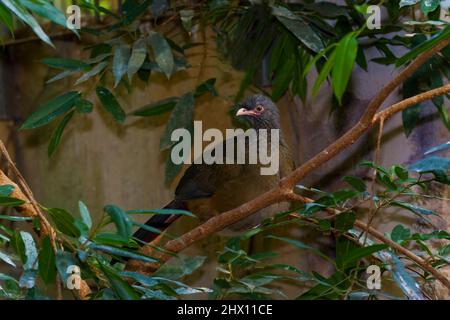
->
[46,208,81,237]
[148,31,174,79]
[38,236,56,284]
[127,38,147,80]
[332,33,358,105]
[112,45,131,87]
[21,92,80,129]
[78,201,92,230]
[96,86,126,123]
[160,93,195,150]
[48,111,74,157]
[74,61,108,85]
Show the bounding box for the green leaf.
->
[86,53,112,64]
[359,160,390,175]
[41,58,89,70]
[402,104,421,136]
[340,244,388,268]
[267,235,332,262]
[119,271,158,286]
[0,250,15,267]
[21,0,68,28]
[78,201,92,230]
[391,225,411,242]
[1,0,53,46]
[93,233,136,247]
[46,208,81,237]
[180,9,194,32]
[130,221,164,237]
[55,251,76,283]
[332,33,358,105]
[96,86,126,123]
[38,236,56,284]
[271,55,295,101]
[343,176,366,192]
[74,61,108,85]
[19,269,36,289]
[20,231,38,270]
[312,50,336,98]
[425,142,450,155]
[389,252,425,300]
[399,0,420,7]
[127,38,147,81]
[151,0,169,16]
[194,78,218,97]
[88,243,157,263]
[0,184,14,196]
[0,272,18,283]
[46,70,78,84]
[75,99,94,114]
[154,256,206,280]
[112,45,131,87]
[126,208,195,218]
[122,0,151,25]
[393,165,409,180]
[438,244,450,256]
[331,190,360,203]
[392,200,437,215]
[135,285,176,300]
[148,31,174,79]
[0,3,14,33]
[21,92,80,129]
[160,93,195,150]
[75,220,89,237]
[131,97,179,117]
[104,205,132,240]
[335,211,356,232]
[271,5,324,53]
[10,231,26,263]
[420,0,440,14]
[47,111,74,157]
[0,196,25,206]
[99,263,139,300]
[0,215,32,222]
[409,156,450,173]
[165,150,184,184]
[318,219,332,231]
[396,26,450,67]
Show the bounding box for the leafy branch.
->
[131,37,450,292]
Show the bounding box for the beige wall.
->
[1,24,448,298]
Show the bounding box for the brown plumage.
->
[134,94,294,243]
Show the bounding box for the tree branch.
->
[131,39,450,290]
[285,194,450,290]
[0,140,91,299]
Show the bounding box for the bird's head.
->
[235,95,280,130]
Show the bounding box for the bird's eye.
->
[255,105,264,112]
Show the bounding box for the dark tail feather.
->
[133,200,185,245]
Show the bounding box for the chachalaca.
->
[133,94,294,243]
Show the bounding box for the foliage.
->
[211,156,450,300]
[6,0,448,182]
[0,150,448,299]
[0,0,449,300]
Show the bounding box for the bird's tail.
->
[133,200,186,245]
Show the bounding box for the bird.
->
[133,94,294,244]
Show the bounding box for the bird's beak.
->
[236,108,255,117]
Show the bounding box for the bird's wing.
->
[174,136,247,200]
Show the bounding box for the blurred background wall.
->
[0,1,448,298]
